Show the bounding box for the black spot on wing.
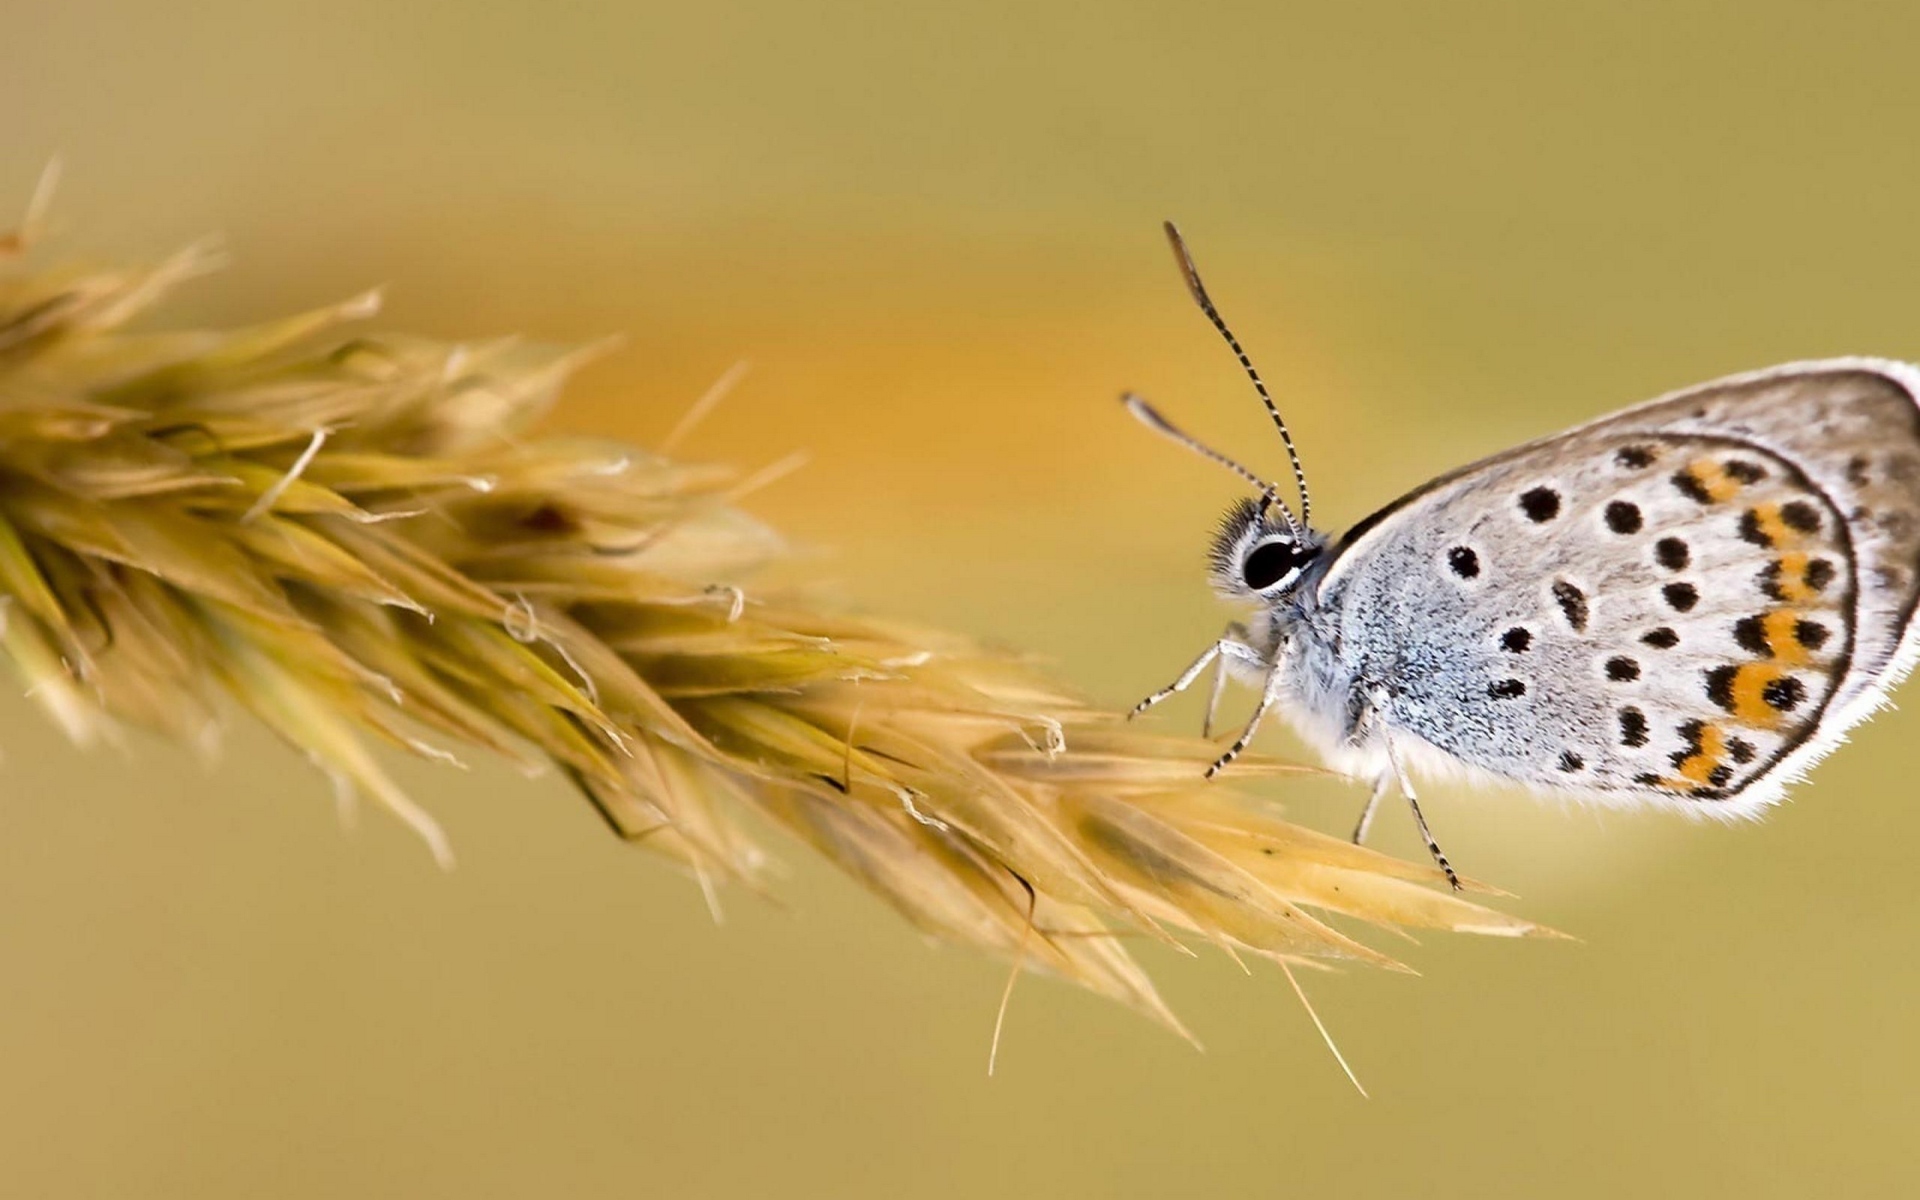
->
[1705,665,1737,711]
[1518,487,1561,522]
[1672,470,1714,503]
[1604,501,1643,534]
[1552,580,1588,631]
[1663,582,1699,612]
[1780,501,1821,533]
[1757,562,1785,600]
[1618,707,1648,747]
[1763,676,1806,712]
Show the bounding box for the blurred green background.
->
[6,2,1920,1196]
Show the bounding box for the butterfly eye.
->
[1242,539,1310,590]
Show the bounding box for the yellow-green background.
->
[5,2,1919,1196]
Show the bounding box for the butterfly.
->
[1126,222,1920,889]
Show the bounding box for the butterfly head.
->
[1209,494,1326,601]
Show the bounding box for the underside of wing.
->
[1317,359,1920,812]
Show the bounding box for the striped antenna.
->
[1162,221,1313,527]
[1121,393,1296,538]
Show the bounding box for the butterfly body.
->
[1127,227,1920,882]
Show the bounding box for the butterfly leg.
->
[1351,689,1460,889]
[1128,627,1262,722]
[1206,667,1283,778]
[1346,692,1390,843]
[1201,621,1251,738]
[1382,738,1461,892]
[1350,776,1387,845]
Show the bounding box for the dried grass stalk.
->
[0,223,1557,1038]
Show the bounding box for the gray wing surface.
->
[1315,358,1920,809]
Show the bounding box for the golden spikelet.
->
[0,214,1557,1039]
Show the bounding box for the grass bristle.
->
[0,222,1557,1037]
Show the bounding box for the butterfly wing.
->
[1315,358,1920,812]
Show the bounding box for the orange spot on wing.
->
[1728,662,1788,726]
[1749,503,1794,548]
[1675,724,1728,786]
[1686,460,1742,502]
[1761,610,1811,664]
[1772,552,1817,602]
